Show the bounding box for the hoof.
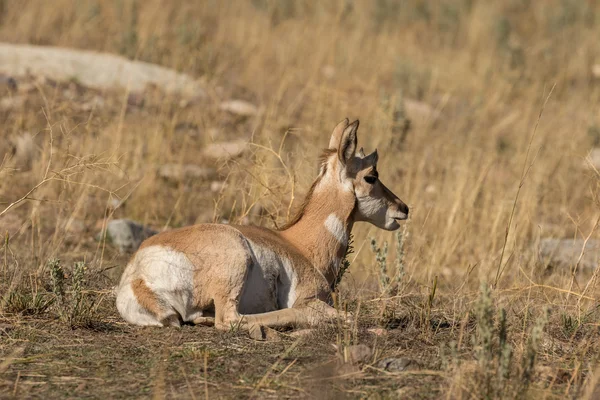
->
[248,324,267,341]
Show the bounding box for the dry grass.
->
[1,0,600,398]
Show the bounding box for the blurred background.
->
[1,1,600,397]
[1,0,600,291]
[0,0,600,292]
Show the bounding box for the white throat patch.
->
[325,214,348,245]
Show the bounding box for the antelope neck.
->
[281,185,355,286]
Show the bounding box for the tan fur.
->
[131,278,161,316]
[116,118,409,338]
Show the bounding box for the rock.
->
[202,140,247,161]
[97,219,158,253]
[0,74,17,91]
[538,238,600,273]
[158,164,216,183]
[376,357,419,372]
[79,95,105,112]
[174,122,200,138]
[335,344,373,365]
[321,65,336,80]
[425,184,437,195]
[0,95,25,111]
[593,64,600,79]
[219,100,258,117]
[9,132,36,169]
[585,148,600,170]
[108,198,122,210]
[404,98,440,123]
[127,92,145,107]
[0,43,207,98]
[367,327,387,336]
[210,181,227,192]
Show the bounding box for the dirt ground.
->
[2,1,600,399]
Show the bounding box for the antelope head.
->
[328,118,409,231]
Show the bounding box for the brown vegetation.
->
[1,1,600,398]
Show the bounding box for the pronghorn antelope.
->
[116,119,409,338]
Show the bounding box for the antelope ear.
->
[329,118,349,149]
[338,120,359,165]
[358,147,365,158]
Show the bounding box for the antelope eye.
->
[364,176,377,184]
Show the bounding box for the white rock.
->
[9,132,35,169]
[79,95,105,112]
[210,181,227,192]
[335,344,373,365]
[585,148,600,170]
[404,98,440,122]
[219,100,258,117]
[202,140,247,161]
[0,74,17,91]
[377,357,419,372]
[0,95,25,110]
[0,43,206,98]
[158,164,216,182]
[593,64,600,79]
[97,219,157,253]
[538,238,600,273]
[322,65,336,80]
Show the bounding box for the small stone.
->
[336,344,373,365]
[425,184,437,194]
[0,74,17,91]
[174,122,200,138]
[80,95,105,111]
[158,164,216,183]
[322,65,336,80]
[0,95,25,110]
[9,132,36,169]
[376,357,418,372]
[367,327,387,336]
[593,64,600,79]
[210,181,227,192]
[538,238,600,273]
[219,100,258,117]
[404,98,440,123]
[108,198,122,210]
[585,148,600,170]
[202,140,247,161]
[127,92,145,107]
[96,219,158,253]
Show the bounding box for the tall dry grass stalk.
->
[1,0,600,396]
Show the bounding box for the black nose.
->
[400,202,409,215]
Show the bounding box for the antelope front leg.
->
[241,300,350,330]
[297,299,353,326]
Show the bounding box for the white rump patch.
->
[116,245,198,325]
[325,214,348,245]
